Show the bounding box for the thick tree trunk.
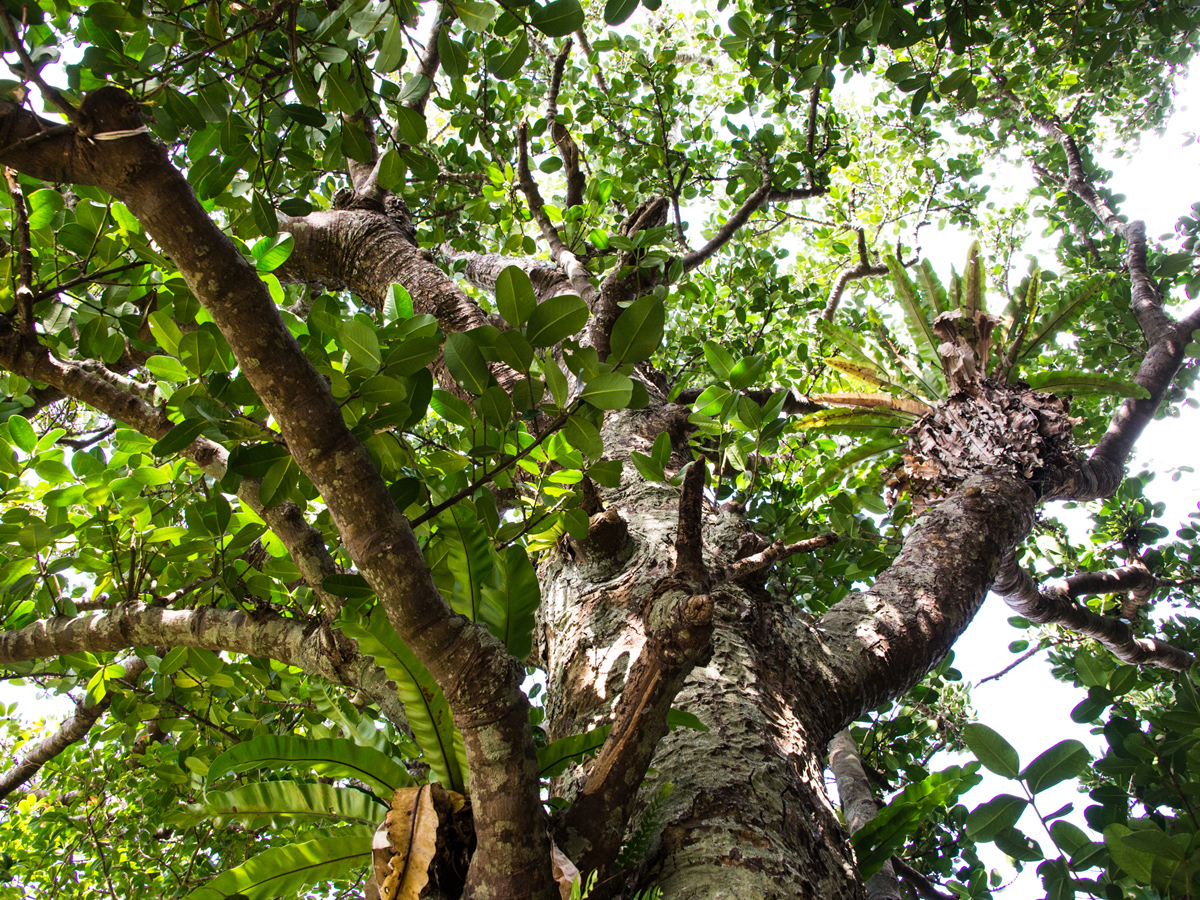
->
[538,411,863,899]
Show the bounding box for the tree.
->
[0,0,1199,897]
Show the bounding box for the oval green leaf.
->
[962,722,1021,779]
[526,294,588,347]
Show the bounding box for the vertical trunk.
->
[538,415,863,898]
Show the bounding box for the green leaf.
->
[992,825,1043,861]
[444,333,492,395]
[282,103,326,127]
[340,320,381,371]
[1025,371,1149,399]
[206,737,411,799]
[386,335,440,376]
[439,504,497,624]
[452,0,495,31]
[703,340,735,380]
[581,373,634,410]
[610,295,665,365]
[966,793,1027,840]
[147,355,192,382]
[226,443,288,479]
[564,415,603,458]
[496,266,538,326]
[495,329,535,373]
[604,0,639,24]
[393,107,427,145]
[666,709,708,732]
[152,419,208,457]
[887,256,939,361]
[487,32,529,80]
[194,781,384,827]
[438,31,469,79]
[321,573,375,600]
[630,449,665,482]
[1021,740,1090,794]
[340,611,466,792]
[7,415,36,453]
[251,234,294,272]
[526,294,588,347]
[480,545,541,660]
[251,192,278,237]
[962,722,1021,779]
[538,725,610,777]
[182,825,373,900]
[1021,277,1103,358]
[26,189,64,229]
[1104,824,1154,882]
[530,0,583,37]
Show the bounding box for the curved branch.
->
[828,729,902,900]
[0,657,147,802]
[992,554,1195,670]
[515,122,596,302]
[0,604,411,729]
[807,473,1037,742]
[717,532,839,583]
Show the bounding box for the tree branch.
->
[0,657,147,802]
[515,121,596,302]
[681,179,772,273]
[672,457,709,585]
[809,473,1037,742]
[0,604,411,732]
[828,729,902,900]
[717,532,839,583]
[992,554,1195,671]
[822,228,889,321]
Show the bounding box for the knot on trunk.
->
[644,579,714,664]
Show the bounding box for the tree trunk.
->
[537,410,863,899]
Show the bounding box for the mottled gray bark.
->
[828,730,902,900]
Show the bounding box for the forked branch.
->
[992,554,1195,670]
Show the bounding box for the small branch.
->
[515,122,595,301]
[410,413,569,527]
[545,38,571,125]
[0,657,147,802]
[0,603,410,733]
[992,554,1195,671]
[3,167,35,336]
[718,532,839,583]
[975,642,1049,687]
[891,856,956,900]
[29,260,148,304]
[0,9,77,121]
[681,179,772,273]
[403,1,451,116]
[672,457,709,585]
[828,729,903,900]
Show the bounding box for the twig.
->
[3,168,35,336]
[410,413,570,527]
[718,532,840,583]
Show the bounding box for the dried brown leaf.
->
[550,839,581,900]
[378,785,439,900]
